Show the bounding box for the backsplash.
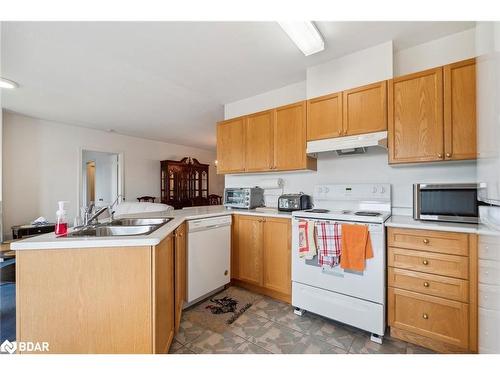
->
[224,147,477,215]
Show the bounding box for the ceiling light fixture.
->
[0,77,19,89]
[278,21,325,56]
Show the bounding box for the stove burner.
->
[305,209,330,213]
[354,211,381,217]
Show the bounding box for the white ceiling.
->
[1,21,475,149]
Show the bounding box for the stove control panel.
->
[314,183,391,201]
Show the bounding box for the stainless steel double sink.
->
[68,217,173,237]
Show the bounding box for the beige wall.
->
[2,111,224,238]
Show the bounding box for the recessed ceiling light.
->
[0,77,19,89]
[278,21,325,56]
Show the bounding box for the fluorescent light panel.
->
[0,77,18,89]
[278,21,325,56]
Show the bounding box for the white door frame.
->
[76,147,124,211]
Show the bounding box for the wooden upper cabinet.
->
[216,117,246,173]
[343,81,387,136]
[262,218,291,296]
[307,92,343,140]
[444,58,477,161]
[245,110,274,172]
[389,67,444,164]
[235,215,263,286]
[274,101,316,171]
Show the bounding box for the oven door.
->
[291,218,386,304]
[414,183,479,223]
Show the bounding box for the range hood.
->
[306,131,388,155]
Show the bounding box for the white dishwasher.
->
[186,215,232,305]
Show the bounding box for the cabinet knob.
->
[344,130,348,135]
[446,152,452,158]
[423,238,429,244]
[224,270,228,276]
[438,153,443,159]
[338,130,342,136]
[422,259,429,265]
[423,281,430,288]
[422,313,429,320]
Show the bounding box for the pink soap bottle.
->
[55,201,68,236]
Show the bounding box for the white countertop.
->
[11,206,291,250]
[385,215,485,234]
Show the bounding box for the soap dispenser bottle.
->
[55,201,69,236]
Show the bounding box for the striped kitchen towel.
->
[315,221,342,267]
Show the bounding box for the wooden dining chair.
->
[208,194,222,205]
[137,196,156,203]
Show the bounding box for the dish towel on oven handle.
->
[340,223,374,272]
[298,220,317,260]
[315,221,342,267]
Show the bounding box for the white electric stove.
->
[291,183,391,343]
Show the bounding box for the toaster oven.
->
[223,187,264,209]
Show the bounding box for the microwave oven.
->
[413,183,480,224]
[223,187,264,209]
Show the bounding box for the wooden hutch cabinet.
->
[160,157,209,209]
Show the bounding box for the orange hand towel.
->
[340,224,373,272]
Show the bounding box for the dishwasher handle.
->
[188,217,232,233]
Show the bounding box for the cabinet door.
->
[263,218,291,296]
[216,117,246,173]
[444,59,477,161]
[343,81,387,136]
[307,92,343,140]
[174,223,186,333]
[388,287,469,349]
[235,215,263,286]
[245,110,274,171]
[389,67,444,164]
[153,234,175,354]
[274,101,308,170]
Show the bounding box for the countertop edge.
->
[384,215,481,234]
[11,208,292,250]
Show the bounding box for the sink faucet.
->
[85,206,111,225]
[82,201,111,226]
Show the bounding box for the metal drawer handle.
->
[422,259,429,265]
[423,238,429,244]
[422,313,429,320]
[423,282,430,287]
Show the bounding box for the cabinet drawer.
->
[388,287,469,348]
[388,267,469,302]
[388,227,469,256]
[388,247,469,279]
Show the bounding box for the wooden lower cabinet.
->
[387,227,477,353]
[153,234,175,354]
[232,215,292,302]
[233,215,264,285]
[389,287,469,349]
[16,234,179,354]
[174,223,187,333]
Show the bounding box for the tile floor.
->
[170,290,434,354]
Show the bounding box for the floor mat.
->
[183,286,261,333]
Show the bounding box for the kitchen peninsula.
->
[11,206,291,354]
